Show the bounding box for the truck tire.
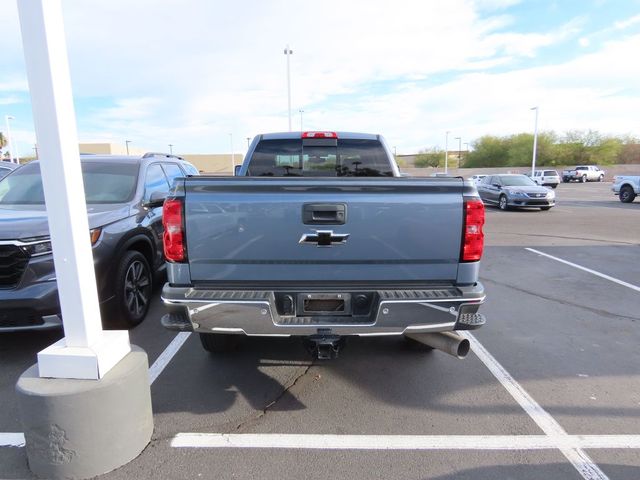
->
[598,174,604,182]
[114,250,152,328]
[581,175,587,183]
[563,177,570,183]
[498,195,509,211]
[619,186,636,203]
[199,333,240,353]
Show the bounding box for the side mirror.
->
[234,165,242,176]
[144,190,168,209]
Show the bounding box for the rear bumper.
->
[161,283,486,336]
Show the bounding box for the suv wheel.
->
[581,175,587,183]
[115,250,152,328]
[598,174,604,182]
[199,333,241,353]
[620,186,636,203]
[498,195,508,210]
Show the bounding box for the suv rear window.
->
[247,138,393,177]
[544,170,558,176]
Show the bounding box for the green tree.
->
[465,136,509,167]
[414,148,445,168]
[0,132,7,157]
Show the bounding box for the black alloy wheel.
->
[115,250,152,328]
[620,186,636,203]
[499,195,508,211]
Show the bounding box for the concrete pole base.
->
[16,345,153,479]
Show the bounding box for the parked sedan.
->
[477,174,555,211]
[0,153,199,332]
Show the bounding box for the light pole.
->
[531,106,539,176]
[299,109,304,131]
[229,133,235,171]
[444,131,450,174]
[246,137,251,149]
[284,45,293,131]
[125,140,131,155]
[4,115,19,164]
[168,144,173,155]
[454,136,461,170]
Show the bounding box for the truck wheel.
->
[619,186,636,203]
[114,250,152,328]
[563,178,569,183]
[498,195,509,211]
[199,333,241,353]
[598,175,604,182]
[581,175,587,183]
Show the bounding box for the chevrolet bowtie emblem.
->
[299,230,350,247]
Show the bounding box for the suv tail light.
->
[163,198,185,262]
[461,198,485,262]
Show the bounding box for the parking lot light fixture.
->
[455,137,461,169]
[168,143,173,154]
[445,131,450,174]
[4,115,19,164]
[531,106,539,177]
[284,45,293,131]
[125,139,131,155]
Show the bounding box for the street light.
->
[125,140,131,155]
[229,133,235,171]
[454,136,461,170]
[168,144,173,155]
[444,131,450,174]
[246,137,251,149]
[284,45,293,131]
[4,115,19,164]
[531,106,539,177]
[299,109,304,131]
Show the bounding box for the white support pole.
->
[285,45,293,131]
[4,116,18,163]
[17,0,130,379]
[444,131,449,174]
[531,106,539,177]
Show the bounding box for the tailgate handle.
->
[303,203,346,225]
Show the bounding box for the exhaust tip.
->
[456,338,470,359]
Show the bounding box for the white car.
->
[469,174,487,185]
[531,169,560,188]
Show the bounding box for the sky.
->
[1,0,640,157]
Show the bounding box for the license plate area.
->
[298,293,352,316]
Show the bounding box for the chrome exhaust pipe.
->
[405,332,470,359]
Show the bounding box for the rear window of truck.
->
[247,139,393,177]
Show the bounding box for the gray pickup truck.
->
[161,131,486,359]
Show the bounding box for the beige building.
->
[78,143,243,174]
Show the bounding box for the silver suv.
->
[532,169,560,188]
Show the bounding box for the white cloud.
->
[614,13,640,30]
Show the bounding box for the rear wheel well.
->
[126,239,154,268]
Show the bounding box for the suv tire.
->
[581,175,587,183]
[598,174,604,182]
[114,250,152,328]
[199,333,241,353]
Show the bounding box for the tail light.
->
[302,131,337,139]
[163,198,185,262]
[461,198,485,262]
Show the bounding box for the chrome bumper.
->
[161,284,486,336]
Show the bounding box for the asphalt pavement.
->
[1,181,639,479]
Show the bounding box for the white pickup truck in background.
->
[562,165,605,183]
[612,175,640,203]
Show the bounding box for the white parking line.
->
[460,332,609,480]
[0,432,25,447]
[525,248,640,293]
[148,332,192,385]
[170,433,640,450]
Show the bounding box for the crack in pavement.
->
[487,231,637,246]
[483,277,640,322]
[233,363,314,433]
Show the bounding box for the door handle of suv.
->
[303,203,346,225]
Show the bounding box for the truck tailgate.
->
[183,178,465,284]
